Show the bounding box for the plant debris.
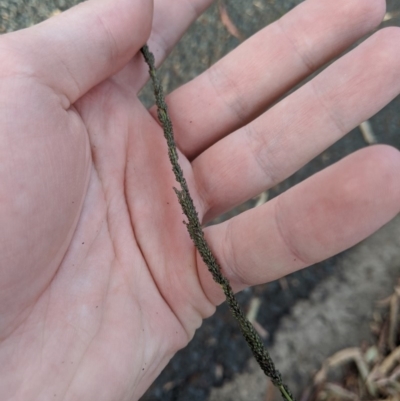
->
[305,282,400,401]
[383,11,400,22]
[218,1,244,40]
[359,121,378,145]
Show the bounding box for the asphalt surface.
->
[0,1,399,401]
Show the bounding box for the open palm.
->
[1,0,400,400]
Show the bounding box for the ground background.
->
[1,1,399,400]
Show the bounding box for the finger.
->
[197,146,400,305]
[1,0,153,105]
[161,0,385,159]
[148,0,214,66]
[193,27,400,222]
[115,0,214,92]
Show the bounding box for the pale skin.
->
[1,0,400,399]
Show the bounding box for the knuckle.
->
[207,63,250,124]
[360,145,400,207]
[354,0,386,29]
[93,12,120,63]
[223,220,253,288]
[0,36,36,78]
[245,123,280,188]
[374,26,400,47]
[368,145,400,176]
[370,27,400,71]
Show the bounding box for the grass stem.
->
[141,44,295,401]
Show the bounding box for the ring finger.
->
[197,145,400,305]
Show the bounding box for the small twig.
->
[389,293,399,351]
[141,44,296,401]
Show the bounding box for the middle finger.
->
[193,28,400,222]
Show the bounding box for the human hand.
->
[1,0,399,400]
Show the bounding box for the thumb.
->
[2,0,153,104]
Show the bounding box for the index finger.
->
[161,0,385,159]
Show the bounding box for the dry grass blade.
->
[247,298,269,339]
[311,283,400,401]
[376,296,393,308]
[254,191,269,207]
[359,121,377,145]
[389,293,399,351]
[389,365,400,381]
[314,348,363,385]
[218,1,244,40]
[383,11,400,21]
[323,383,359,401]
[247,297,262,323]
[374,347,400,377]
